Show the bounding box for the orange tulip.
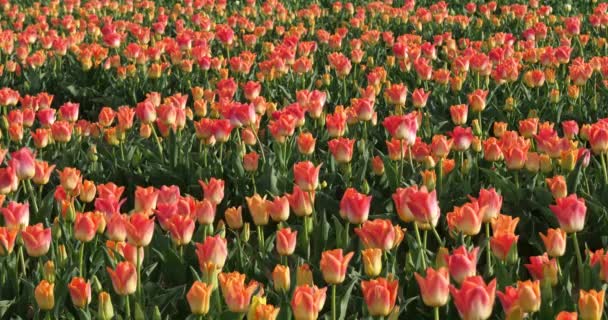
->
[0,227,17,256]
[166,214,195,245]
[297,264,314,286]
[276,228,297,256]
[361,277,399,316]
[246,193,269,226]
[320,249,354,284]
[125,212,155,247]
[273,265,291,292]
[291,285,327,320]
[218,272,259,313]
[579,289,604,320]
[196,235,228,269]
[68,277,91,308]
[58,167,82,192]
[293,161,321,192]
[35,280,55,311]
[539,228,566,257]
[187,281,213,315]
[556,311,578,320]
[414,267,450,307]
[225,206,243,229]
[362,248,382,277]
[22,223,52,257]
[516,280,541,313]
[106,261,137,296]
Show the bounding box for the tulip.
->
[276,228,297,256]
[133,186,158,213]
[382,113,419,144]
[414,267,450,307]
[474,188,502,223]
[249,299,280,320]
[58,167,82,192]
[9,147,35,180]
[339,188,371,224]
[22,223,52,257]
[450,104,468,125]
[405,186,440,229]
[106,261,137,296]
[225,206,243,229]
[490,232,519,262]
[525,254,558,286]
[98,292,115,320]
[33,161,55,185]
[446,201,483,236]
[320,249,353,284]
[246,193,269,226]
[516,280,541,313]
[549,194,586,233]
[79,180,96,203]
[539,228,567,257]
[297,132,316,155]
[447,246,479,284]
[68,277,91,308]
[291,285,327,320]
[125,212,155,247]
[199,178,225,205]
[195,199,216,225]
[556,311,578,320]
[267,196,289,222]
[297,264,314,286]
[468,89,488,113]
[0,227,17,256]
[187,281,213,315]
[243,152,259,172]
[35,280,55,311]
[287,186,314,217]
[328,137,355,163]
[196,235,228,269]
[74,212,98,243]
[105,214,127,242]
[361,277,399,317]
[579,289,604,320]
[362,248,382,277]
[218,272,259,313]
[273,265,291,292]
[497,286,523,320]
[392,186,416,223]
[2,201,29,230]
[450,276,496,320]
[166,214,195,245]
[354,219,397,251]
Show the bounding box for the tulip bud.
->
[58,244,68,266]
[43,261,55,283]
[560,150,577,172]
[98,292,114,320]
[504,97,516,112]
[421,170,436,191]
[297,264,314,286]
[52,217,62,240]
[241,223,250,243]
[362,248,382,277]
[272,265,291,292]
[539,154,553,173]
[372,156,384,175]
[92,275,103,292]
[153,306,162,320]
[435,247,449,268]
[472,119,482,136]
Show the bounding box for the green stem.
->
[136,247,142,303]
[25,180,39,216]
[485,222,493,276]
[18,245,25,276]
[434,307,440,320]
[79,242,85,277]
[257,225,265,251]
[150,125,164,160]
[125,295,131,319]
[332,284,337,320]
[572,232,584,286]
[601,153,608,185]
[413,223,427,270]
[250,124,266,164]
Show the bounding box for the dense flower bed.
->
[1,0,608,319]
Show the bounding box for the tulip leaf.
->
[338,278,358,320]
[0,300,14,318]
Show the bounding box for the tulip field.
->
[4,0,608,319]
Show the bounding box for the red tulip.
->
[447,246,479,284]
[124,212,155,247]
[450,104,468,126]
[446,201,484,236]
[74,212,98,243]
[320,249,353,284]
[196,235,228,269]
[382,112,419,145]
[468,89,489,113]
[414,267,450,307]
[68,277,91,308]
[328,137,355,164]
[354,219,397,251]
[2,201,29,230]
[539,228,566,257]
[22,223,51,257]
[525,254,558,286]
[276,228,297,256]
[199,178,225,205]
[0,227,17,256]
[9,147,35,180]
[166,214,195,245]
[287,186,314,217]
[339,188,371,224]
[450,276,496,320]
[293,161,321,192]
[106,261,137,296]
[405,186,440,229]
[267,196,290,222]
[549,194,586,233]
